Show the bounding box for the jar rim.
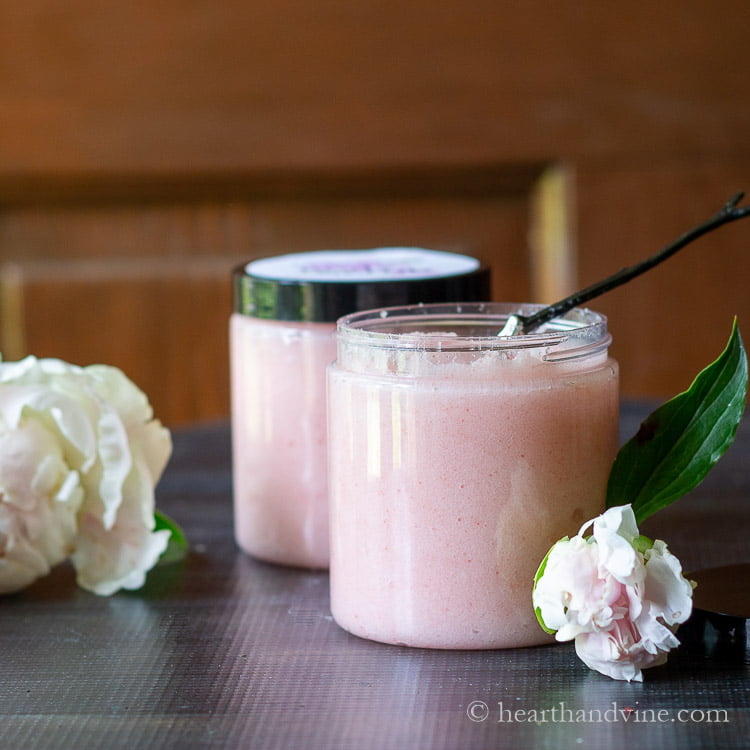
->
[336,302,610,360]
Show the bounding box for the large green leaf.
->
[606,319,748,523]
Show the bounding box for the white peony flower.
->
[0,356,173,595]
[532,504,694,682]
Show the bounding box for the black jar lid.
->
[233,247,491,322]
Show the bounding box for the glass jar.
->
[327,302,619,648]
[230,248,490,569]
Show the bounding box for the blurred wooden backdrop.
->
[1,1,749,425]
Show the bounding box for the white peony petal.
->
[642,541,694,625]
[576,631,643,682]
[85,365,154,426]
[0,355,45,383]
[633,604,681,654]
[55,469,83,504]
[574,621,669,682]
[93,407,132,530]
[593,504,639,543]
[0,530,53,594]
[594,528,643,586]
[130,420,172,490]
[71,456,169,595]
[0,385,98,473]
[0,419,82,591]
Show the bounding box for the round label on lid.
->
[245,248,480,283]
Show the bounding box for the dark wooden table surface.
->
[2,402,748,749]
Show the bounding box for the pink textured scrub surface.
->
[231,313,336,568]
[328,349,619,649]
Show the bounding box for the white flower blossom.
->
[533,504,694,682]
[0,356,172,595]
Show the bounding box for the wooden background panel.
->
[0,201,260,260]
[0,173,538,424]
[1,1,749,173]
[1,257,237,424]
[574,158,750,399]
[2,0,750,416]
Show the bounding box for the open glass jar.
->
[327,302,619,648]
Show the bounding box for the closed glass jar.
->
[230,249,490,569]
[327,302,619,648]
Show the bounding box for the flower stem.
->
[508,192,750,335]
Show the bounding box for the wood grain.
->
[1,1,749,417]
[1,2,748,172]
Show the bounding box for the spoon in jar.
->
[498,192,750,337]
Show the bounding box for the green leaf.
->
[154,510,188,565]
[607,319,748,523]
